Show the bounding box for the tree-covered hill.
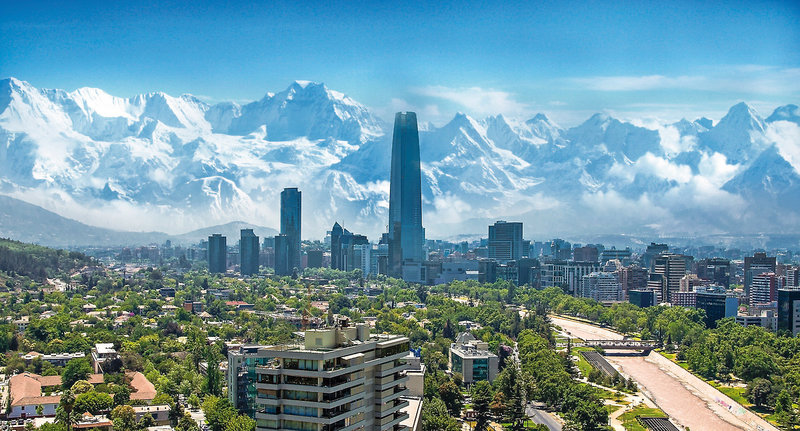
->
[0,237,93,281]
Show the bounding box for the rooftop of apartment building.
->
[231,317,409,358]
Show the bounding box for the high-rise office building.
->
[580,272,622,302]
[744,252,776,302]
[274,234,291,276]
[696,258,732,288]
[240,229,260,276]
[487,221,523,263]
[208,234,227,274]
[280,188,302,271]
[227,322,412,431]
[330,222,369,272]
[573,246,599,263]
[652,253,688,303]
[750,272,779,306]
[388,112,425,277]
[778,289,800,337]
[642,242,669,271]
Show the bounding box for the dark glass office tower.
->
[240,229,260,276]
[280,187,302,271]
[208,234,227,273]
[388,112,425,275]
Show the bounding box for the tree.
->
[224,415,255,431]
[111,405,137,431]
[775,390,798,430]
[111,384,131,407]
[745,378,773,408]
[74,391,113,415]
[55,390,77,431]
[176,413,200,431]
[204,348,223,397]
[472,381,493,431]
[438,380,463,416]
[202,396,236,431]
[421,397,459,431]
[187,393,201,410]
[62,358,92,389]
[70,380,93,395]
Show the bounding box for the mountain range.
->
[1,77,799,244]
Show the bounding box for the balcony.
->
[375,399,409,418]
[379,412,410,430]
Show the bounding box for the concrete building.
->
[228,321,411,431]
[573,246,599,263]
[91,343,119,373]
[651,253,688,303]
[449,333,499,386]
[750,272,780,307]
[736,309,777,331]
[617,265,648,299]
[697,258,732,288]
[580,272,622,302]
[778,289,800,336]
[601,247,632,265]
[487,221,523,263]
[672,291,697,308]
[745,252,776,303]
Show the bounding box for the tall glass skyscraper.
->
[239,229,259,276]
[388,112,425,274]
[208,233,227,274]
[280,187,301,272]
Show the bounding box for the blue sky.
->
[1,0,798,126]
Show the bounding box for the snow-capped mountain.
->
[1,77,798,240]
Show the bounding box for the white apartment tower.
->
[228,320,411,431]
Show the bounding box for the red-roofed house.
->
[8,373,61,418]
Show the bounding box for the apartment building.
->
[228,320,411,431]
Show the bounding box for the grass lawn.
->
[606,404,622,414]
[619,405,668,431]
[714,384,749,406]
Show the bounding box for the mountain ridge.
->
[1,77,799,240]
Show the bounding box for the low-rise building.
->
[133,405,171,425]
[92,343,119,373]
[449,333,498,386]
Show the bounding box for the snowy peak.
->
[703,102,767,164]
[224,80,384,142]
[767,104,800,125]
[716,102,765,133]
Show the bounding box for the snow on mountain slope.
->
[0,77,798,239]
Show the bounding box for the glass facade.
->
[473,358,489,381]
[388,112,425,271]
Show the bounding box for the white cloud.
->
[571,66,800,95]
[609,152,693,184]
[413,85,530,117]
[697,152,740,186]
[766,120,800,172]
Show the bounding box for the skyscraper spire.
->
[388,112,425,276]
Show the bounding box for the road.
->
[551,315,778,431]
[526,403,563,431]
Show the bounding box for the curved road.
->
[551,315,777,431]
